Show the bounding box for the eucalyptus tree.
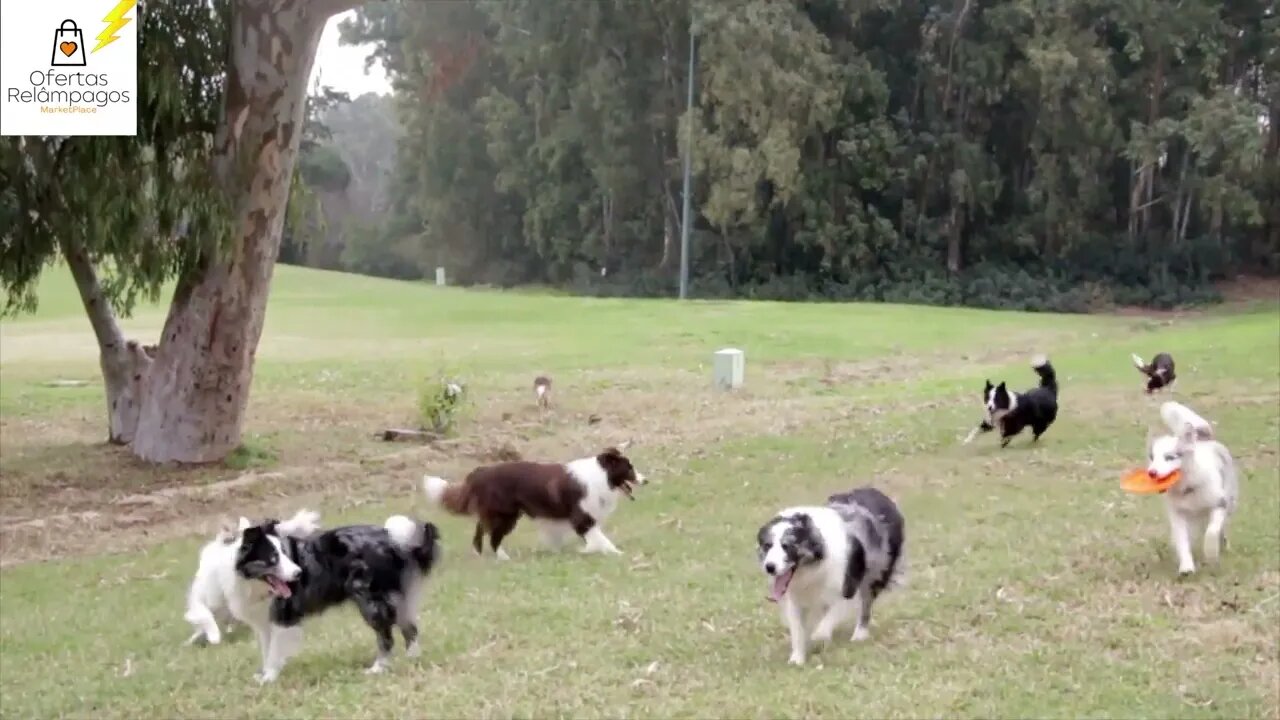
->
[0,0,367,463]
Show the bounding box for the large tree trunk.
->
[61,237,154,445]
[129,0,353,463]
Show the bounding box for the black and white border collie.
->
[233,514,441,683]
[756,487,906,666]
[422,442,646,559]
[964,355,1059,447]
[1132,352,1176,394]
[184,510,321,647]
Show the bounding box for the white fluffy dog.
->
[183,510,321,646]
[1146,401,1239,576]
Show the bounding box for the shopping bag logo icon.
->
[51,19,87,67]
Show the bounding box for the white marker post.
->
[435,267,446,286]
[713,348,744,391]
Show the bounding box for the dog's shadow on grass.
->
[188,628,252,650]
[263,650,430,688]
[960,440,1050,456]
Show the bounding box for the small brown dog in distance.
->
[533,375,552,408]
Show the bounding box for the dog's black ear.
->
[422,522,440,546]
[984,380,993,392]
[793,514,824,562]
[598,447,626,469]
[241,525,264,544]
[996,381,1007,391]
[757,522,774,549]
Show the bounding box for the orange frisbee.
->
[1120,467,1181,494]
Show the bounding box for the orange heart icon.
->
[59,41,77,57]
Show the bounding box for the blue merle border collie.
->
[233,514,441,683]
[963,355,1059,447]
[756,487,906,666]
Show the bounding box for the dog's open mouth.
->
[766,568,795,603]
[263,575,292,598]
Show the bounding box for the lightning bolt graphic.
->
[92,0,137,54]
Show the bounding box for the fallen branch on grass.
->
[378,428,438,443]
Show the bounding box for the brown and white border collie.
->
[422,442,647,559]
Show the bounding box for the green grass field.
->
[1,265,1277,719]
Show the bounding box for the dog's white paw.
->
[809,628,833,646]
[495,548,511,561]
[255,670,278,685]
[1177,564,1196,577]
[579,545,617,555]
[851,626,870,642]
[405,641,421,659]
[787,652,806,666]
[365,662,388,675]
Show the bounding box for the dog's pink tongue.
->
[766,570,793,603]
[266,577,292,598]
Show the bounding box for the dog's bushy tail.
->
[275,509,322,539]
[1031,355,1057,395]
[1161,401,1214,440]
[384,515,441,574]
[422,475,474,516]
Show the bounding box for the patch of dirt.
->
[1110,275,1279,318]
[1218,275,1280,305]
[0,367,771,563]
[0,357,970,567]
[2,322,1272,568]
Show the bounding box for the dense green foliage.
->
[0,1,230,316]
[331,0,1276,310]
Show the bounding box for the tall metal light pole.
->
[678,21,696,300]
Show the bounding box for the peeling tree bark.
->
[129,0,355,464]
